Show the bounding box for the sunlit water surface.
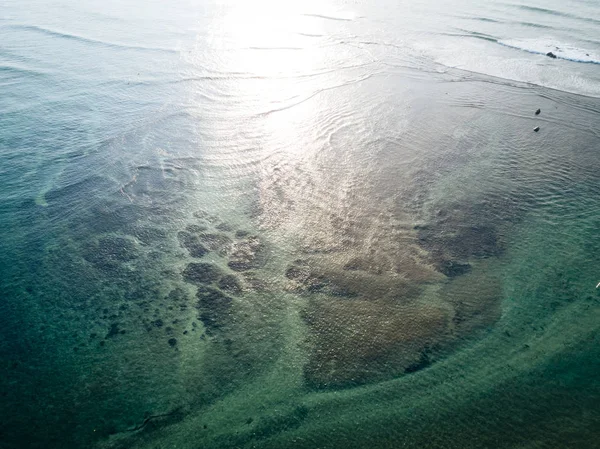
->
[1,0,599,448]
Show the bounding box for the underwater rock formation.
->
[196,232,233,255]
[176,216,268,340]
[302,298,450,388]
[299,259,502,388]
[196,286,233,333]
[228,236,265,271]
[182,262,223,285]
[276,200,506,388]
[177,231,209,258]
[217,274,243,294]
[83,235,139,269]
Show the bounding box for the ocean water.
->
[1,0,599,448]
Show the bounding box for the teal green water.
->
[1,1,600,448]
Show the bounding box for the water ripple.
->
[3,24,178,54]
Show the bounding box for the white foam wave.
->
[499,38,600,64]
[413,36,600,98]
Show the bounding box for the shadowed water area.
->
[1,0,600,448]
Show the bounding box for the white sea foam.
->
[499,37,600,64]
[412,34,600,98]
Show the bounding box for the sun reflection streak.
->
[220,1,329,77]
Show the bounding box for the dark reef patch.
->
[196,286,233,333]
[437,259,472,277]
[285,263,331,293]
[418,224,500,260]
[285,264,311,282]
[177,231,209,258]
[182,263,223,285]
[105,322,122,339]
[415,201,509,280]
[82,235,139,269]
[151,319,164,328]
[186,224,208,233]
[227,236,265,271]
[216,222,233,232]
[98,236,138,262]
[217,275,242,294]
[197,233,233,254]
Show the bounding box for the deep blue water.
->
[1,1,600,448]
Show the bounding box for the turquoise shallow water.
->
[1,1,600,448]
